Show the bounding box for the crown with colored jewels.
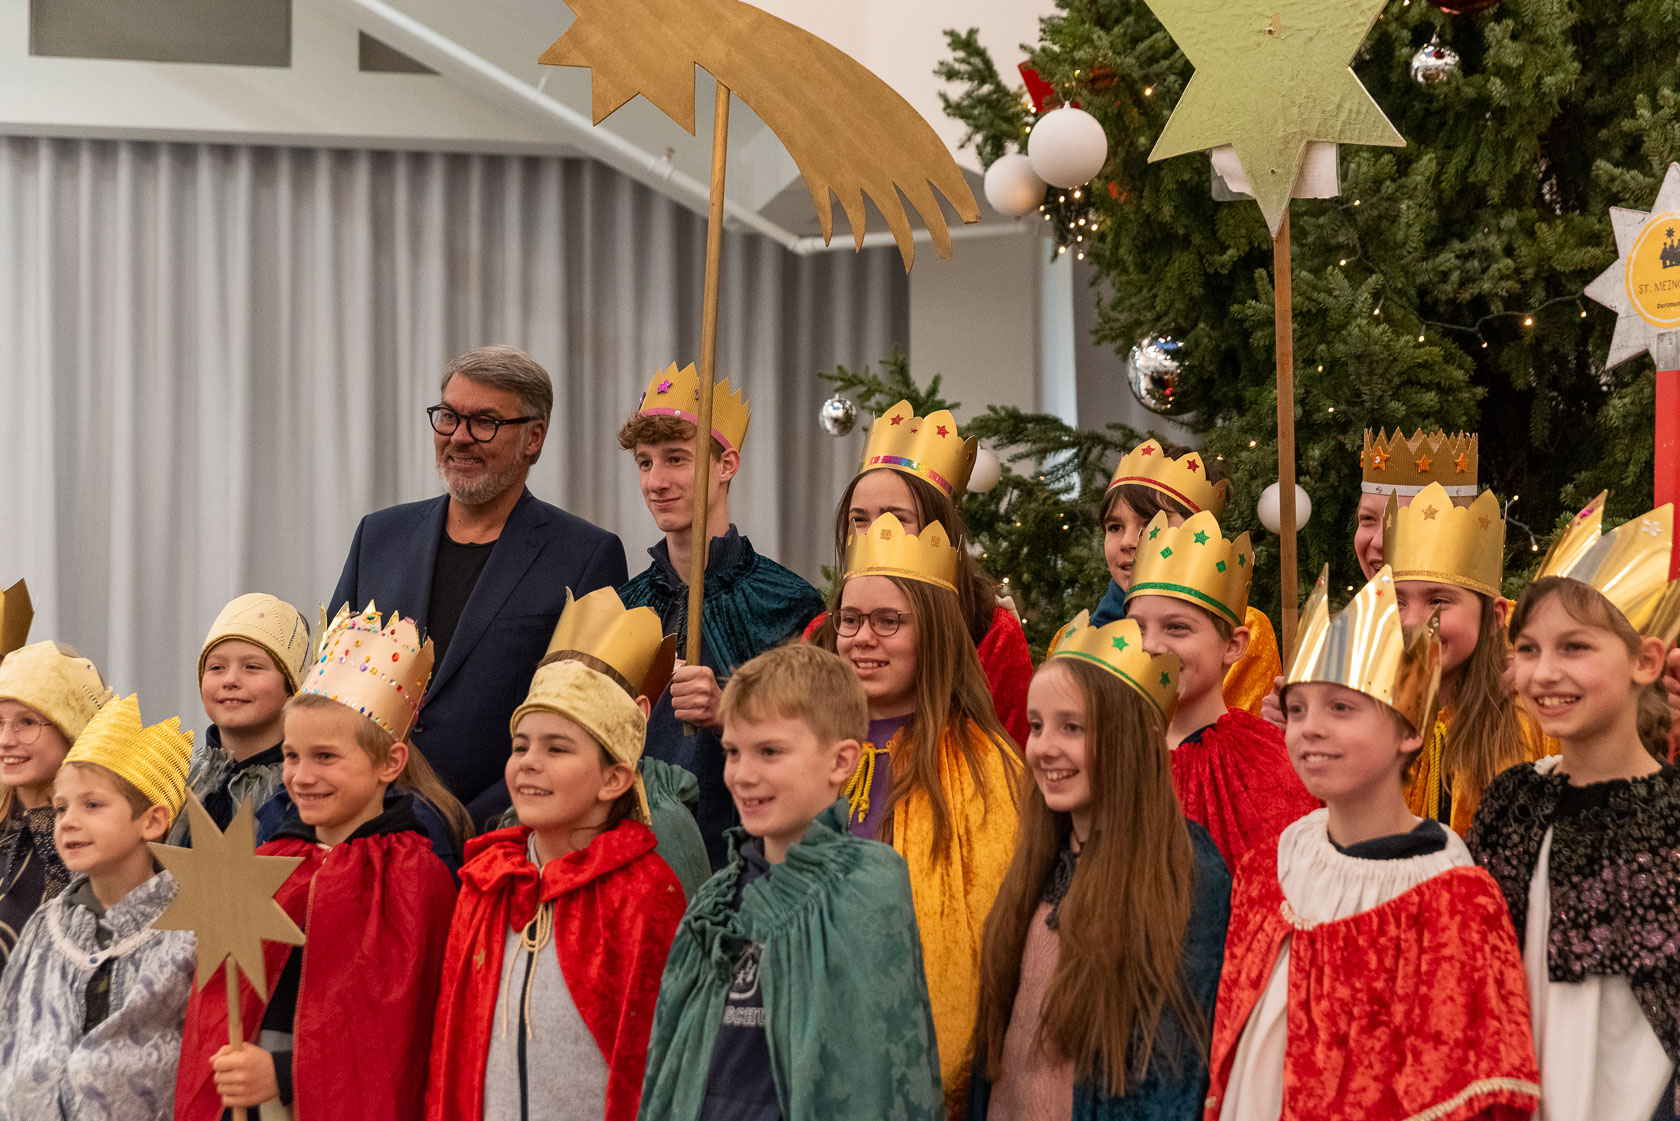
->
[301,603,435,741]
[1286,566,1443,734]
[65,694,193,821]
[843,513,960,593]
[1,581,31,660]
[1107,440,1229,515]
[1361,429,1478,498]
[544,587,677,700]
[858,400,979,499]
[1382,484,1506,598]
[636,362,751,455]
[1127,511,1255,626]
[1048,612,1181,723]
[1533,493,1680,644]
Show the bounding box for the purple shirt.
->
[852,714,914,841]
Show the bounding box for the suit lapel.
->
[390,497,447,635]
[426,489,549,694]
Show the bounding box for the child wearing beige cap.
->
[0,640,113,970]
[0,693,196,1121]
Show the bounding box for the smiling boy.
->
[1203,569,1539,1121]
[638,643,943,1121]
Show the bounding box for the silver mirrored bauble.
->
[1410,41,1461,84]
[818,394,857,436]
[1127,335,1183,414]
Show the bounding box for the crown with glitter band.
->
[544,587,677,700]
[858,400,979,499]
[1361,428,1478,498]
[301,603,434,741]
[1286,566,1443,734]
[1106,440,1229,515]
[65,694,193,821]
[843,514,960,593]
[1048,612,1181,723]
[1382,484,1506,599]
[1127,511,1255,626]
[1533,493,1680,644]
[1,580,31,660]
[636,362,751,455]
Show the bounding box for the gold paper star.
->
[1145,0,1404,235]
[150,796,304,993]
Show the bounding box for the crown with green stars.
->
[1047,612,1181,723]
[1127,511,1254,627]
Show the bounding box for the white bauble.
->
[1027,107,1109,189]
[1257,483,1313,533]
[968,446,1003,493]
[982,154,1047,217]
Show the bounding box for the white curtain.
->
[0,136,906,724]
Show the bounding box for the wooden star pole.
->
[1274,212,1299,648]
[541,0,980,667]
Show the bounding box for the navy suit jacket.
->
[329,488,627,825]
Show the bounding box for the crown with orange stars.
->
[1361,428,1478,498]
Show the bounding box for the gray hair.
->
[439,345,554,422]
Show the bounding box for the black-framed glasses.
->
[427,405,539,443]
[835,608,913,638]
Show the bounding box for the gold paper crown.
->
[65,694,193,821]
[199,593,312,693]
[843,514,960,593]
[1127,511,1255,626]
[1,580,32,660]
[1047,612,1181,723]
[858,400,979,498]
[1533,493,1680,643]
[544,588,677,700]
[636,362,751,454]
[1361,429,1478,497]
[511,660,651,824]
[0,641,113,742]
[1286,566,1443,733]
[301,603,435,741]
[1106,439,1229,515]
[1382,484,1505,598]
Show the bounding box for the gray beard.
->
[436,456,524,506]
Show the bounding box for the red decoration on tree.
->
[1426,0,1499,15]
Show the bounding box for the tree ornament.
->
[818,394,857,436]
[969,446,1003,492]
[1128,335,1184,414]
[1410,38,1461,84]
[1427,0,1499,15]
[1257,483,1313,533]
[1027,107,1109,189]
[983,153,1047,217]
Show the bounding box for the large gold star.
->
[150,796,304,993]
[1145,0,1404,235]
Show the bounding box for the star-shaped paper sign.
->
[1145,0,1404,236]
[150,795,304,993]
[1584,163,1680,370]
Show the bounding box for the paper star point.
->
[1584,163,1680,370]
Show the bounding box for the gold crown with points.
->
[199,593,312,693]
[64,693,193,821]
[544,587,677,700]
[301,602,434,741]
[1533,493,1680,643]
[1286,566,1443,734]
[637,362,751,455]
[1361,429,1478,497]
[1,580,31,660]
[843,514,960,593]
[1107,439,1229,515]
[1048,612,1181,723]
[1382,484,1506,598]
[1127,511,1255,626]
[859,400,979,499]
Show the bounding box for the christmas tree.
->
[936,0,1680,611]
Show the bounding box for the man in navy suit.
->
[330,345,627,826]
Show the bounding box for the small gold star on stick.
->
[151,795,305,1121]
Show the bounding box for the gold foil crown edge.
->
[1127,510,1255,625]
[858,399,979,499]
[1047,611,1181,723]
[1106,439,1229,516]
[636,361,752,455]
[843,513,961,593]
[1382,484,1506,598]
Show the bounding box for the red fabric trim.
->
[424,821,685,1121]
[175,832,457,1121]
[1174,709,1318,868]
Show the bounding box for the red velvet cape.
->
[1204,845,1540,1121]
[424,820,686,1121]
[174,829,457,1121]
[1173,708,1319,869]
[804,604,1031,745]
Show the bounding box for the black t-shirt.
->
[699,839,781,1121]
[427,531,494,664]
